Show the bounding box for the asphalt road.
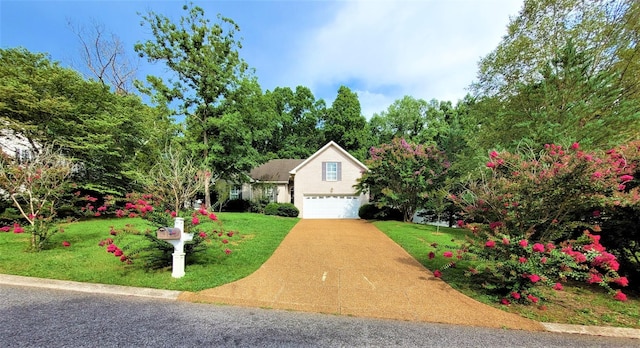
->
[1,285,638,348]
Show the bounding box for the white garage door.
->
[303,195,360,219]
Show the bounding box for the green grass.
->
[0,213,299,291]
[3,216,639,328]
[373,220,640,329]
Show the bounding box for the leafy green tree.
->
[474,0,638,98]
[0,48,75,151]
[0,47,166,195]
[323,86,369,160]
[370,96,427,144]
[256,86,324,161]
[356,138,450,222]
[369,96,452,147]
[472,40,640,151]
[280,86,325,158]
[135,3,256,208]
[469,0,640,153]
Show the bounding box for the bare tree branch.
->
[67,18,138,94]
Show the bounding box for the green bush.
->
[358,204,379,219]
[223,199,251,212]
[376,206,404,221]
[277,203,299,217]
[264,203,279,216]
[263,203,298,217]
[358,204,403,221]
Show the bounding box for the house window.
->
[265,187,277,202]
[230,186,242,200]
[322,162,341,181]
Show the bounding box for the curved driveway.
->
[181,220,543,331]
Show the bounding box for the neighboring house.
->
[242,141,369,219]
[0,129,33,161]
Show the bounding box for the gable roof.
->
[250,159,304,182]
[289,141,368,175]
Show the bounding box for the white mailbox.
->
[165,217,193,278]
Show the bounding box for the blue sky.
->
[1,0,523,119]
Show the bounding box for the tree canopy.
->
[0,47,167,195]
[135,3,258,207]
[323,86,369,160]
[470,0,640,151]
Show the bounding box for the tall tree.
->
[323,86,369,160]
[369,96,453,147]
[473,0,639,99]
[470,0,640,151]
[282,86,325,158]
[472,40,640,150]
[369,96,428,145]
[135,4,256,208]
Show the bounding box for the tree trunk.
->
[203,128,211,209]
[204,178,211,209]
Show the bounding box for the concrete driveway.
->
[181,219,543,331]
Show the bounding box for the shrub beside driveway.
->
[373,220,640,329]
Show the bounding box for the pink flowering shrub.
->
[454,143,610,242]
[100,194,236,270]
[451,228,628,303]
[445,142,637,304]
[593,141,640,285]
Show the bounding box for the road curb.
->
[0,274,182,300]
[541,322,640,339]
[1,274,638,339]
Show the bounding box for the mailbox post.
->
[157,217,193,278]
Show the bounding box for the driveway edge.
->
[0,274,182,300]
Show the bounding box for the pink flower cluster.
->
[190,208,218,226]
[99,237,130,264]
[79,195,113,217]
[0,223,24,233]
[502,291,540,306]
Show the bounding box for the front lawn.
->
[0,213,299,291]
[374,220,640,329]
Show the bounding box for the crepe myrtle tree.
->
[0,145,73,251]
[146,146,215,213]
[356,138,450,222]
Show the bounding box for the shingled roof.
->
[250,159,304,182]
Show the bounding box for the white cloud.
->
[286,0,523,118]
[354,89,395,118]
